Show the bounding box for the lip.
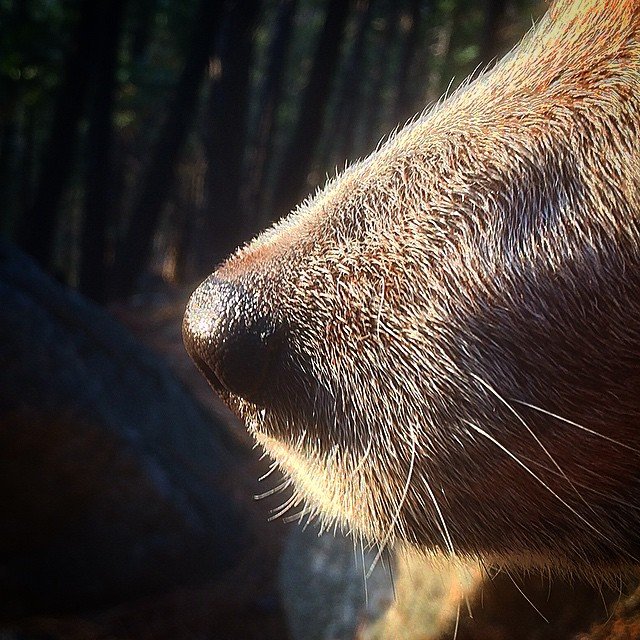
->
[191,351,227,396]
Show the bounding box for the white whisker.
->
[282,508,307,524]
[513,400,640,454]
[366,420,417,579]
[360,537,369,607]
[351,434,374,476]
[452,602,461,640]
[425,480,456,556]
[507,572,550,624]
[462,419,638,563]
[471,373,595,516]
[254,478,291,500]
[258,462,280,482]
[520,453,640,513]
[268,492,299,521]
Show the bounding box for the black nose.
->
[182,276,284,405]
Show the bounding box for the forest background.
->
[1,0,543,301]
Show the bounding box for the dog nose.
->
[182,275,284,405]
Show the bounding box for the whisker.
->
[463,419,639,563]
[351,434,374,476]
[282,509,306,524]
[479,556,499,582]
[464,592,473,618]
[268,492,299,521]
[254,478,291,500]
[452,602,461,640]
[507,571,550,624]
[383,549,396,601]
[471,373,594,515]
[424,480,456,556]
[513,400,640,454]
[366,420,418,579]
[360,537,369,607]
[258,462,280,482]
[598,584,613,624]
[300,506,317,532]
[520,453,640,513]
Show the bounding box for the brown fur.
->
[184,0,640,579]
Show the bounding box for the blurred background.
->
[0,0,545,297]
[0,1,546,638]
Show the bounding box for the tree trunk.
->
[20,0,106,270]
[357,0,402,157]
[480,0,508,66]
[392,0,431,127]
[196,0,262,272]
[327,0,376,166]
[78,0,127,303]
[20,107,37,227]
[110,0,226,299]
[130,0,157,63]
[0,2,32,237]
[166,153,207,283]
[0,106,22,237]
[245,0,299,230]
[427,1,463,103]
[273,0,350,219]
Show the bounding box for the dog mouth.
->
[190,351,227,396]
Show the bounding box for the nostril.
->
[183,276,284,405]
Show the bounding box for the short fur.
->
[184,0,640,578]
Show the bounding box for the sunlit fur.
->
[189,0,640,579]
